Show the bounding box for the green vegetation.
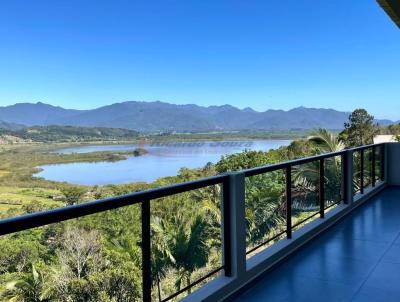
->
[379,123,400,142]
[0,109,386,301]
[0,125,140,143]
[149,129,310,141]
[0,125,309,144]
[339,109,379,147]
[0,144,149,219]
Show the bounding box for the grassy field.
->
[0,142,151,218]
[0,186,63,216]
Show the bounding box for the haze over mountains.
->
[0,101,394,132]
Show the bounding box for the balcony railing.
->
[0,143,388,301]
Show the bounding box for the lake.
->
[35,140,291,185]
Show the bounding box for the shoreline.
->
[0,137,295,218]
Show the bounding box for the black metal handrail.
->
[0,174,230,302]
[244,143,385,256]
[0,143,386,301]
[0,174,228,236]
[352,144,385,196]
[242,143,384,177]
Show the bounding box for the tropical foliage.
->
[0,109,383,301]
[339,109,379,147]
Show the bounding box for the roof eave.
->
[378,0,400,28]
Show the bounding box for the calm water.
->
[36,140,291,185]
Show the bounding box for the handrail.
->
[0,143,387,301]
[0,173,229,235]
[243,143,384,255]
[243,143,384,177]
[0,144,384,234]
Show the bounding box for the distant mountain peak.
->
[0,101,394,132]
[242,107,256,113]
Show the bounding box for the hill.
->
[0,125,139,142]
[0,101,394,132]
[0,120,25,130]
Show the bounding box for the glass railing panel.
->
[375,145,384,182]
[291,161,319,230]
[0,205,143,301]
[150,185,223,301]
[324,155,342,212]
[353,151,362,195]
[244,169,286,258]
[363,148,373,189]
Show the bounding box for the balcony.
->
[2,142,400,301]
[232,187,400,302]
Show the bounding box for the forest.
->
[0,125,140,143]
[0,109,395,301]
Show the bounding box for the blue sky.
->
[0,0,399,119]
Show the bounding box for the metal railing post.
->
[341,153,346,204]
[381,144,385,181]
[141,200,151,302]
[372,146,376,187]
[360,149,364,194]
[286,166,292,239]
[222,178,232,277]
[319,159,325,218]
[342,149,354,204]
[223,172,246,278]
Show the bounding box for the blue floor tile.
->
[236,275,359,302]
[362,261,400,293]
[351,286,400,302]
[281,255,376,286]
[381,243,400,264]
[232,187,400,302]
[294,235,390,262]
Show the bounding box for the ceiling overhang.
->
[378,0,400,28]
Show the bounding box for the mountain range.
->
[0,101,395,132]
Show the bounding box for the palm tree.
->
[0,264,52,302]
[151,217,175,301]
[193,185,222,255]
[169,215,210,294]
[194,186,221,225]
[307,128,344,153]
[309,128,345,202]
[244,173,286,247]
[292,129,344,209]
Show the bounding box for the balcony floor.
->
[232,186,400,302]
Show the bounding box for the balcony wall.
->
[386,143,400,185]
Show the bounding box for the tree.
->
[89,268,139,302]
[0,264,51,302]
[286,129,345,210]
[61,187,86,205]
[306,128,343,204]
[339,109,378,147]
[56,227,102,280]
[169,215,210,293]
[283,140,315,159]
[216,150,273,173]
[48,227,104,301]
[151,217,174,301]
[0,236,45,275]
[245,172,286,247]
[385,124,400,142]
[308,128,344,153]
[387,124,400,136]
